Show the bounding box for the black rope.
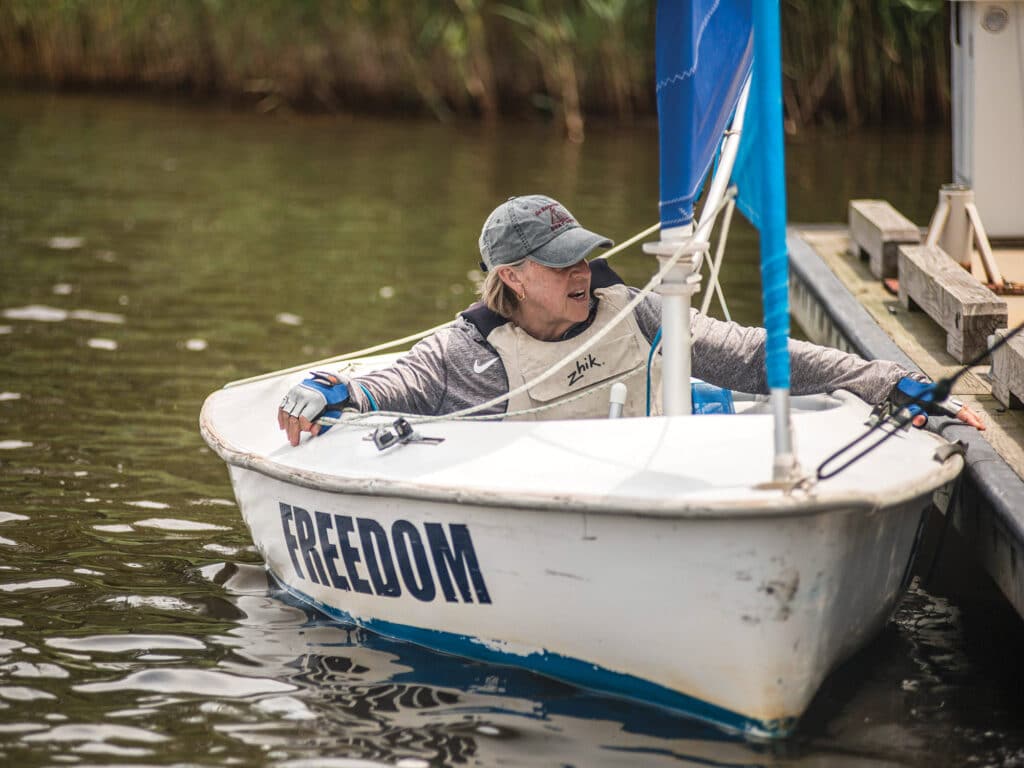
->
[816,321,1024,481]
[816,407,915,481]
[922,474,964,589]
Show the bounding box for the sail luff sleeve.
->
[752,0,790,391]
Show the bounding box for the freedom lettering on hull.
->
[278,502,491,605]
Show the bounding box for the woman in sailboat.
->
[277,195,984,445]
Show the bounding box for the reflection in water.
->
[205,565,770,767]
[0,90,1023,766]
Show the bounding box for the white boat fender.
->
[608,382,627,418]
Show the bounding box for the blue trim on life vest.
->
[358,383,379,412]
[275,577,796,739]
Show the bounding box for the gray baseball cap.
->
[478,195,613,271]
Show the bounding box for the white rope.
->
[593,222,662,260]
[699,189,737,321]
[224,324,451,389]
[383,242,702,424]
[321,361,647,428]
[321,194,734,429]
[425,195,733,423]
[224,222,663,390]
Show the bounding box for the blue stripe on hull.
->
[275,575,797,739]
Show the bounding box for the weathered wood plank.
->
[898,243,1008,362]
[990,329,1024,409]
[849,199,921,279]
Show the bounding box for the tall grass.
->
[0,0,948,138]
[782,0,948,129]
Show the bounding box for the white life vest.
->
[486,284,662,420]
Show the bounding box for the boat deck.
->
[788,224,1024,623]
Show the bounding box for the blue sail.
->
[733,0,790,390]
[655,0,753,229]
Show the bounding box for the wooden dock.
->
[788,218,1024,622]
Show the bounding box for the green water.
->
[1,90,1023,766]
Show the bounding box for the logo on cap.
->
[535,202,575,232]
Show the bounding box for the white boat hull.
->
[201,365,963,737]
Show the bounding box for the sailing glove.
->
[891,376,963,426]
[280,371,350,434]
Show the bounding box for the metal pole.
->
[658,260,695,416]
[645,75,752,417]
[652,224,698,417]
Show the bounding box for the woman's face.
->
[507,258,592,340]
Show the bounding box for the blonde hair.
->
[479,260,525,318]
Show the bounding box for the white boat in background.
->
[200,0,965,738]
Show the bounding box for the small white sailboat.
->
[201,0,964,738]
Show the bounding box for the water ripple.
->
[0,578,75,592]
[0,513,29,523]
[74,741,155,757]
[104,596,198,613]
[46,634,207,654]
[92,524,134,533]
[134,518,230,532]
[2,305,67,322]
[190,498,236,507]
[0,661,69,678]
[279,760,395,768]
[254,695,317,720]
[0,723,47,734]
[1,305,126,324]
[47,236,84,250]
[22,722,168,743]
[0,686,56,701]
[71,309,126,324]
[74,668,296,697]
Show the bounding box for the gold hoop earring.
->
[517,292,526,301]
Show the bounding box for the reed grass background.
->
[0,0,949,140]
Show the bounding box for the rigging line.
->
[593,222,662,261]
[922,474,964,589]
[816,410,916,481]
[699,189,737,320]
[350,195,733,428]
[353,239,694,425]
[321,361,648,427]
[817,320,1024,481]
[226,222,661,390]
[224,324,452,389]
[931,321,1024,401]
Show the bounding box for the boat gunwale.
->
[200,398,964,520]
